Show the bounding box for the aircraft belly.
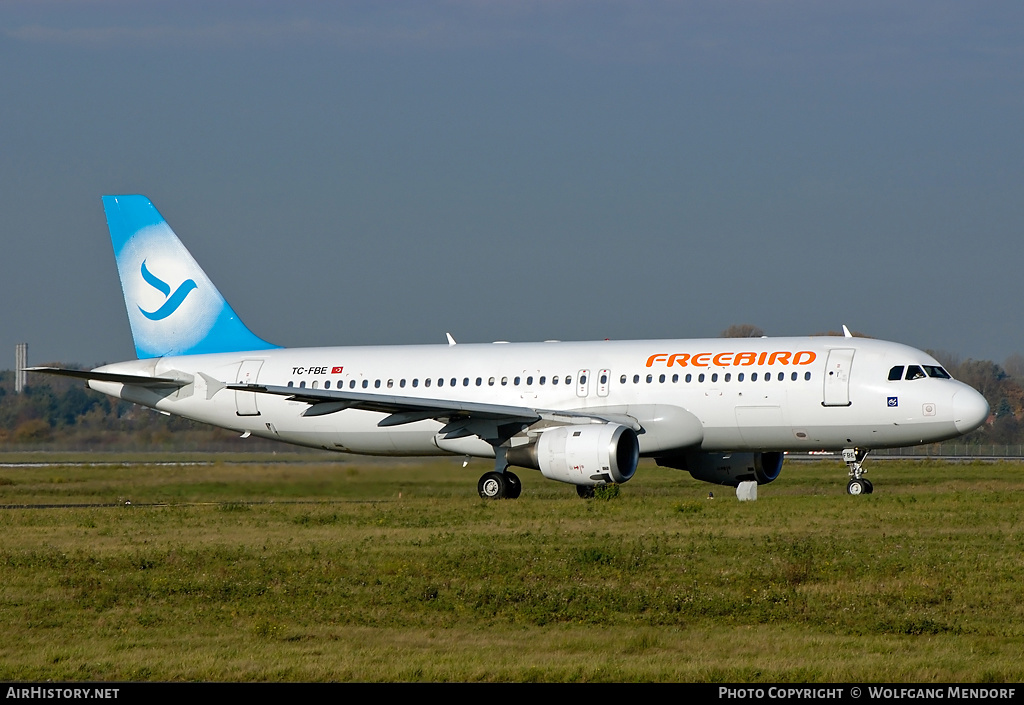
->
[388,426,453,453]
[773,420,960,450]
[150,390,240,428]
[874,420,960,446]
[306,414,443,455]
[700,426,747,450]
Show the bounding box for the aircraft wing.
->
[231,382,539,421]
[25,366,191,389]
[227,383,644,443]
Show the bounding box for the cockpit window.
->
[924,365,951,379]
[888,366,904,381]
[905,365,926,381]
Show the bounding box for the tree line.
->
[0,369,282,451]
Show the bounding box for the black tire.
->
[847,479,866,496]
[504,471,522,499]
[478,471,507,499]
[862,479,874,494]
[576,485,595,499]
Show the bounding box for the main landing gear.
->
[842,447,874,495]
[477,447,522,499]
[477,470,522,500]
[475,469,597,500]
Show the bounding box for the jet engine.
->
[506,423,639,486]
[656,451,784,487]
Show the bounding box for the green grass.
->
[0,457,1022,681]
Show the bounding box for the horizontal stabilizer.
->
[26,367,190,389]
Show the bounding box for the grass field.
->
[1,455,1022,682]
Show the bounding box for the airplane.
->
[29,195,991,498]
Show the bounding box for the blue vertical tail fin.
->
[102,195,278,359]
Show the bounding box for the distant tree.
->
[13,419,51,443]
[991,414,1024,444]
[928,350,963,371]
[1003,353,1024,380]
[941,358,1024,432]
[719,324,765,338]
[1002,379,1024,417]
[944,359,1007,401]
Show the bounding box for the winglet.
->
[842,324,853,338]
[102,195,279,359]
[446,332,457,346]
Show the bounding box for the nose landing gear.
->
[842,448,873,495]
[846,477,874,495]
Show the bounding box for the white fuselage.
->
[89,335,986,458]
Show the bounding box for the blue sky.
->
[2,1,1023,366]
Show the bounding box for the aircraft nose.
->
[953,388,990,434]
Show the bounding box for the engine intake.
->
[656,451,784,487]
[506,423,639,486]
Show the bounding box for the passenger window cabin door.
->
[822,349,855,407]
[234,359,264,416]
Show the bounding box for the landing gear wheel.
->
[576,485,595,499]
[847,479,867,496]
[478,471,507,499]
[842,448,873,496]
[504,471,522,499]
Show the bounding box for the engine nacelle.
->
[506,423,639,486]
[656,451,784,487]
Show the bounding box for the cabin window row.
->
[284,370,814,389]
[286,375,576,390]
[619,371,813,384]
